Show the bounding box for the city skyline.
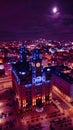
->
[0,40,73,130]
[0,0,73,41]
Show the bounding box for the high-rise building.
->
[12,46,52,109]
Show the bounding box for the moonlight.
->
[53,7,58,13]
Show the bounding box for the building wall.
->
[52,74,71,96]
[51,74,73,102]
[12,72,52,108]
[12,72,22,108]
[70,84,73,98]
[0,88,17,130]
[0,76,12,89]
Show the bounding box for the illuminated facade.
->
[0,58,12,89]
[0,58,5,76]
[52,69,73,102]
[12,46,52,109]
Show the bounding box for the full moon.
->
[53,7,58,13]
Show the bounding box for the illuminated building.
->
[52,67,73,103]
[0,58,18,129]
[0,58,12,89]
[0,88,17,130]
[0,58,5,76]
[12,46,52,109]
[0,76,12,89]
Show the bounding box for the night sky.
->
[0,0,73,41]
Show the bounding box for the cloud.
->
[0,1,73,41]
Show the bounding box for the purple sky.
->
[0,0,73,41]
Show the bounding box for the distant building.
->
[0,58,12,89]
[0,58,5,76]
[12,46,52,109]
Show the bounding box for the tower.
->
[31,48,44,83]
[31,48,46,108]
[19,44,27,62]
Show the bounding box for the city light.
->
[0,40,73,130]
[0,0,73,129]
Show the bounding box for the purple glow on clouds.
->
[0,0,73,41]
